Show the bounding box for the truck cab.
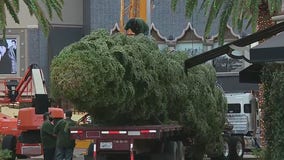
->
[225,92,259,136]
[225,92,261,153]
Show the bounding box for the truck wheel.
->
[164,141,178,160]
[230,136,244,160]
[222,136,230,159]
[210,136,230,160]
[2,135,16,160]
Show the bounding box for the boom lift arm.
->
[0,64,50,114]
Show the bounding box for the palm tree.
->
[171,0,282,44]
[0,0,64,39]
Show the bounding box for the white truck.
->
[215,92,261,160]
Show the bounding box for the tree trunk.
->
[257,0,276,148]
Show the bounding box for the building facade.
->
[2,0,258,93]
[3,0,84,87]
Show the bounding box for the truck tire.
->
[210,136,230,160]
[164,141,178,160]
[2,135,16,160]
[229,136,244,160]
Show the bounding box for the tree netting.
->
[50,30,227,159]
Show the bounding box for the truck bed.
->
[70,124,185,160]
[70,124,183,140]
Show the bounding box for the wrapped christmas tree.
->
[50,30,227,158]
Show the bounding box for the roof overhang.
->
[250,32,284,63]
[239,31,284,83]
[239,64,263,83]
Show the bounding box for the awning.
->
[250,32,284,63]
[239,64,263,83]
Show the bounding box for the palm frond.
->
[214,0,225,16]
[204,0,224,38]
[4,0,19,24]
[23,0,50,36]
[23,0,34,15]
[1,0,63,38]
[245,18,252,30]
[45,0,64,20]
[234,0,252,32]
[231,0,242,31]
[185,0,198,17]
[171,0,179,11]
[237,17,244,32]
[218,0,235,45]
[200,0,211,12]
[43,0,53,19]
[268,0,282,16]
[12,0,19,12]
[172,0,283,45]
[249,0,260,32]
[0,1,6,39]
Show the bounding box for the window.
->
[228,103,241,113]
[244,104,251,113]
[175,43,204,57]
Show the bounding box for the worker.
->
[54,110,76,160]
[124,18,149,35]
[40,112,56,160]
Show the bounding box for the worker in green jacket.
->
[124,18,149,35]
[40,112,56,160]
[54,110,76,160]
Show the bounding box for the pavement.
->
[243,154,258,160]
[23,148,86,160]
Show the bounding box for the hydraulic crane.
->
[0,64,64,159]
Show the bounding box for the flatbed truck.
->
[70,92,260,160]
[70,124,186,160]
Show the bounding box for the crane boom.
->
[184,21,284,69]
[32,69,46,95]
[0,64,50,113]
